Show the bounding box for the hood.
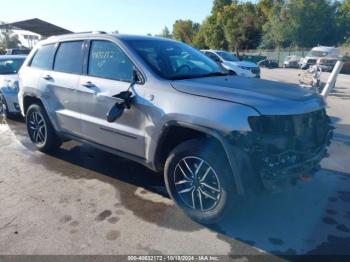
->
[224,60,257,68]
[171,76,325,116]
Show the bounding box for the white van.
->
[300,46,341,70]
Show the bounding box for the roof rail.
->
[46,31,107,40]
[73,31,107,35]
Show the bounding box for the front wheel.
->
[164,139,236,224]
[26,103,62,153]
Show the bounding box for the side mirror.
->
[106,68,139,123]
[106,90,134,123]
[106,102,126,123]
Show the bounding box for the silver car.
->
[18,33,332,224]
[0,55,26,117]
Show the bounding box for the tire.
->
[26,103,62,153]
[0,92,9,119]
[164,138,237,224]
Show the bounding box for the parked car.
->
[239,54,267,64]
[0,55,27,117]
[258,59,279,69]
[341,56,350,74]
[317,57,339,72]
[201,50,260,78]
[5,48,31,55]
[300,46,341,70]
[283,55,301,68]
[18,33,332,224]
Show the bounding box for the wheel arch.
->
[153,121,245,195]
[22,95,44,116]
[22,95,61,133]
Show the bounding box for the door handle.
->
[82,81,95,88]
[43,75,53,80]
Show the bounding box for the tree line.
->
[157,0,350,53]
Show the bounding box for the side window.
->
[88,41,133,82]
[30,44,56,69]
[206,52,221,62]
[54,41,84,74]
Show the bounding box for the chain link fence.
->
[240,46,350,74]
[241,48,311,65]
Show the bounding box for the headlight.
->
[4,80,19,92]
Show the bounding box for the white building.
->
[12,29,41,49]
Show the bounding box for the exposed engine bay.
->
[230,109,334,191]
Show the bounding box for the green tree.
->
[192,23,209,49]
[158,26,172,39]
[259,0,337,48]
[172,20,200,44]
[259,0,292,48]
[257,0,275,20]
[287,0,337,47]
[0,22,21,50]
[336,0,350,44]
[193,0,232,50]
[212,0,233,14]
[223,2,263,53]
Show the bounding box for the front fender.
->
[149,120,248,195]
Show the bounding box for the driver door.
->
[77,40,146,158]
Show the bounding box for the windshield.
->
[307,51,329,57]
[126,39,227,80]
[0,58,25,75]
[216,51,239,62]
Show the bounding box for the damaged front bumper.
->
[228,109,334,192]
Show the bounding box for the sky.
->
[1,0,218,35]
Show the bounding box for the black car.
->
[258,59,279,69]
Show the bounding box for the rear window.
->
[54,41,84,74]
[30,44,56,69]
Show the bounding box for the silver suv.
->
[18,33,332,224]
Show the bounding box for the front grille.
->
[235,109,334,188]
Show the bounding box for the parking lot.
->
[0,68,349,258]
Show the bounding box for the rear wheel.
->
[26,103,62,152]
[164,139,236,224]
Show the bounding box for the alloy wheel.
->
[28,111,47,145]
[174,156,221,212]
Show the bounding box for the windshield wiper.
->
[170,72,229,80]
[201,72,230,77]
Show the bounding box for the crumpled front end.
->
[228,109,334,192]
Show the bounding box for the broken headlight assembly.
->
[231,110,334,191]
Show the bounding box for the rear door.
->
[41,40,85,136]
[19,43,56,112]
[77,40,146,157]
